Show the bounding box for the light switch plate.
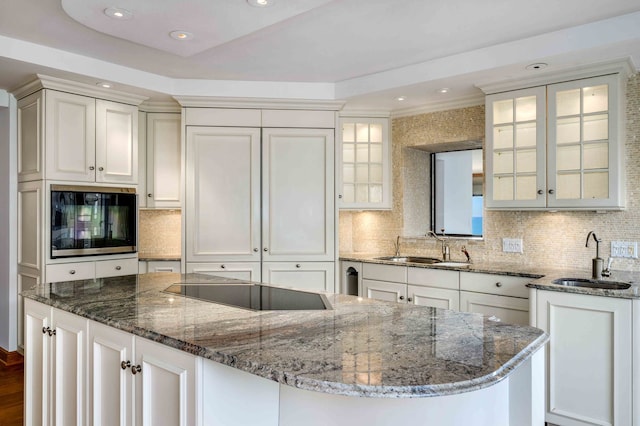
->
[611,241,638,258]
[502,238,523,253]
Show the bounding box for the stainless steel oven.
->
[50,185,137,258]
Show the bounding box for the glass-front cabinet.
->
[338,117,391,210]
[486,74,623,210]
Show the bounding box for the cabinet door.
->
[536,291,632,426]
[185,127,261,262]
[186,262,260,282]
[135,337,197,426]
[89,321,135,426]
[485,86,546,209]
[96,100,138,184]
[262,262,335,292]
[409,285,459,310]
[24,299,52,426]
[362,279,406,303]
[45,90,96,182]
[459,291,529,325]
[18,90,45,182]
[146,113,181,208]
[262,128,334,261]
[51,308,88,426]
[547,74,622,209]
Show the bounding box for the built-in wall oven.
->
[51,185,137,258]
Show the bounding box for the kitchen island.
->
[23,272,548,426]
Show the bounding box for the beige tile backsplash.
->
[138,209,181,257]
[340,72,640,272]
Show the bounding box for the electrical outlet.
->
[611,241,638,258]
[502,238,523,253]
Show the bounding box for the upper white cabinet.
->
[144,112,181,208]
[485,74,624,210]
[338,117,392,210]
[18,89,139,184]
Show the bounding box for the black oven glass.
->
[51,186,137,258]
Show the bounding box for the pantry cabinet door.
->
[261,128,334,262]
[186,127,261,263]
[45,90,96,182]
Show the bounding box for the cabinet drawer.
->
[459,272,531,298]
[187,262,261,282]
[407,267,459,290]
[46,262,95,282]
[96,258,138,278]
[362,263,407,283]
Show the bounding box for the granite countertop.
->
[22,273,547,398]
[341,253,640,299]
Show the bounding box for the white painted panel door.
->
[45,90,96,182]
[536,291,632,426]
[18,90,44,182]
[409,285,459,310]
[24,299,51,426]
[96,100,138,184]
[261,262,335,292]
[186,262,261,282]
[51,308,88,426]
[186,127,261,262]
[362,279,406,303]
[460,291,529,325]
[146,113,181,208]
[135,338,197,426]
[262,128,334,261]
[89,321,135,426]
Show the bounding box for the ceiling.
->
[1,0,639,113]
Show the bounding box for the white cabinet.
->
[338,116,392,210]
[144,113,181,208]
[139,260,181,274]
[362,279,407,303]
[262,262,335,292]
[18,90,138,184]
[485,74,623,210]
[459,272,530,325]
[531,290,632,426]
[24,299,88,426]
[186,262,260,282]
[185,123,335,289]
[45,257,138,282]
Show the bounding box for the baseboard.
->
[0,346,24,367]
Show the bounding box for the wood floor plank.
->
[0,362,24,426]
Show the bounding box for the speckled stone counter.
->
[22,272,548,398]
[341,253,640,299]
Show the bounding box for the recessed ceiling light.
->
[169,30,194,41]
[96,82,112,89]
[104,7,133,20]
[526,62,548,71]
[247,0,275,7]
[439,88,450,94]
[397,96,406,101]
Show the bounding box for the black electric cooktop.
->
[164,283,331,311]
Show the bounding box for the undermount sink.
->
[552,278,631,290]
[375,256,442,264]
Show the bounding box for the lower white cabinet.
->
[459,291,529,325]
[186,262,261,282]
[25,299,197,426]
[532,290,633,426]
[410,285,459,310]
[262,262,335,292]
[24,299,88,426]
[362,279,407,303]
[46,257,138,282]
[139,260,182,274]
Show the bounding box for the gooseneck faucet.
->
[427,229,450,261]
[585,231,603,279]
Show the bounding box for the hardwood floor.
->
[0,360,24,426]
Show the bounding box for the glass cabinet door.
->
[485,86,546,208]
[547,74,620,209]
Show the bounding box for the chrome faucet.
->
[585,231,604,279]
[428,229,450,261]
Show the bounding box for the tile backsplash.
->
[138,209,181,257]
[340,72,640,272]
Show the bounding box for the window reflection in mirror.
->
[431,149,483,237]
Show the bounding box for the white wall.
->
[0,91,18,351]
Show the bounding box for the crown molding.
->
[390,93,484,118]
[476,57,636,95]
[138,100,181,113]
[173,96,345,111]
[11,74,148,105]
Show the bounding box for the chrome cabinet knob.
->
[263,248,268,252]
[69,270,76,275]
[537,189,544,195]
[98,167,104,171]
[115,266,122,271]
[495,282,502,287]
[147,193,152,198]
[399,296,405,301]
[548,189,555,195]
[407,297,413,302]
[253,248,259,252]
[295,264,301,268]
[42,327,47,334]
[131,365,142,375]
[89,166,95,171]
[220,264,226,269]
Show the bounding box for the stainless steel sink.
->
[375,256,442,264]
[552,278,631,290]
